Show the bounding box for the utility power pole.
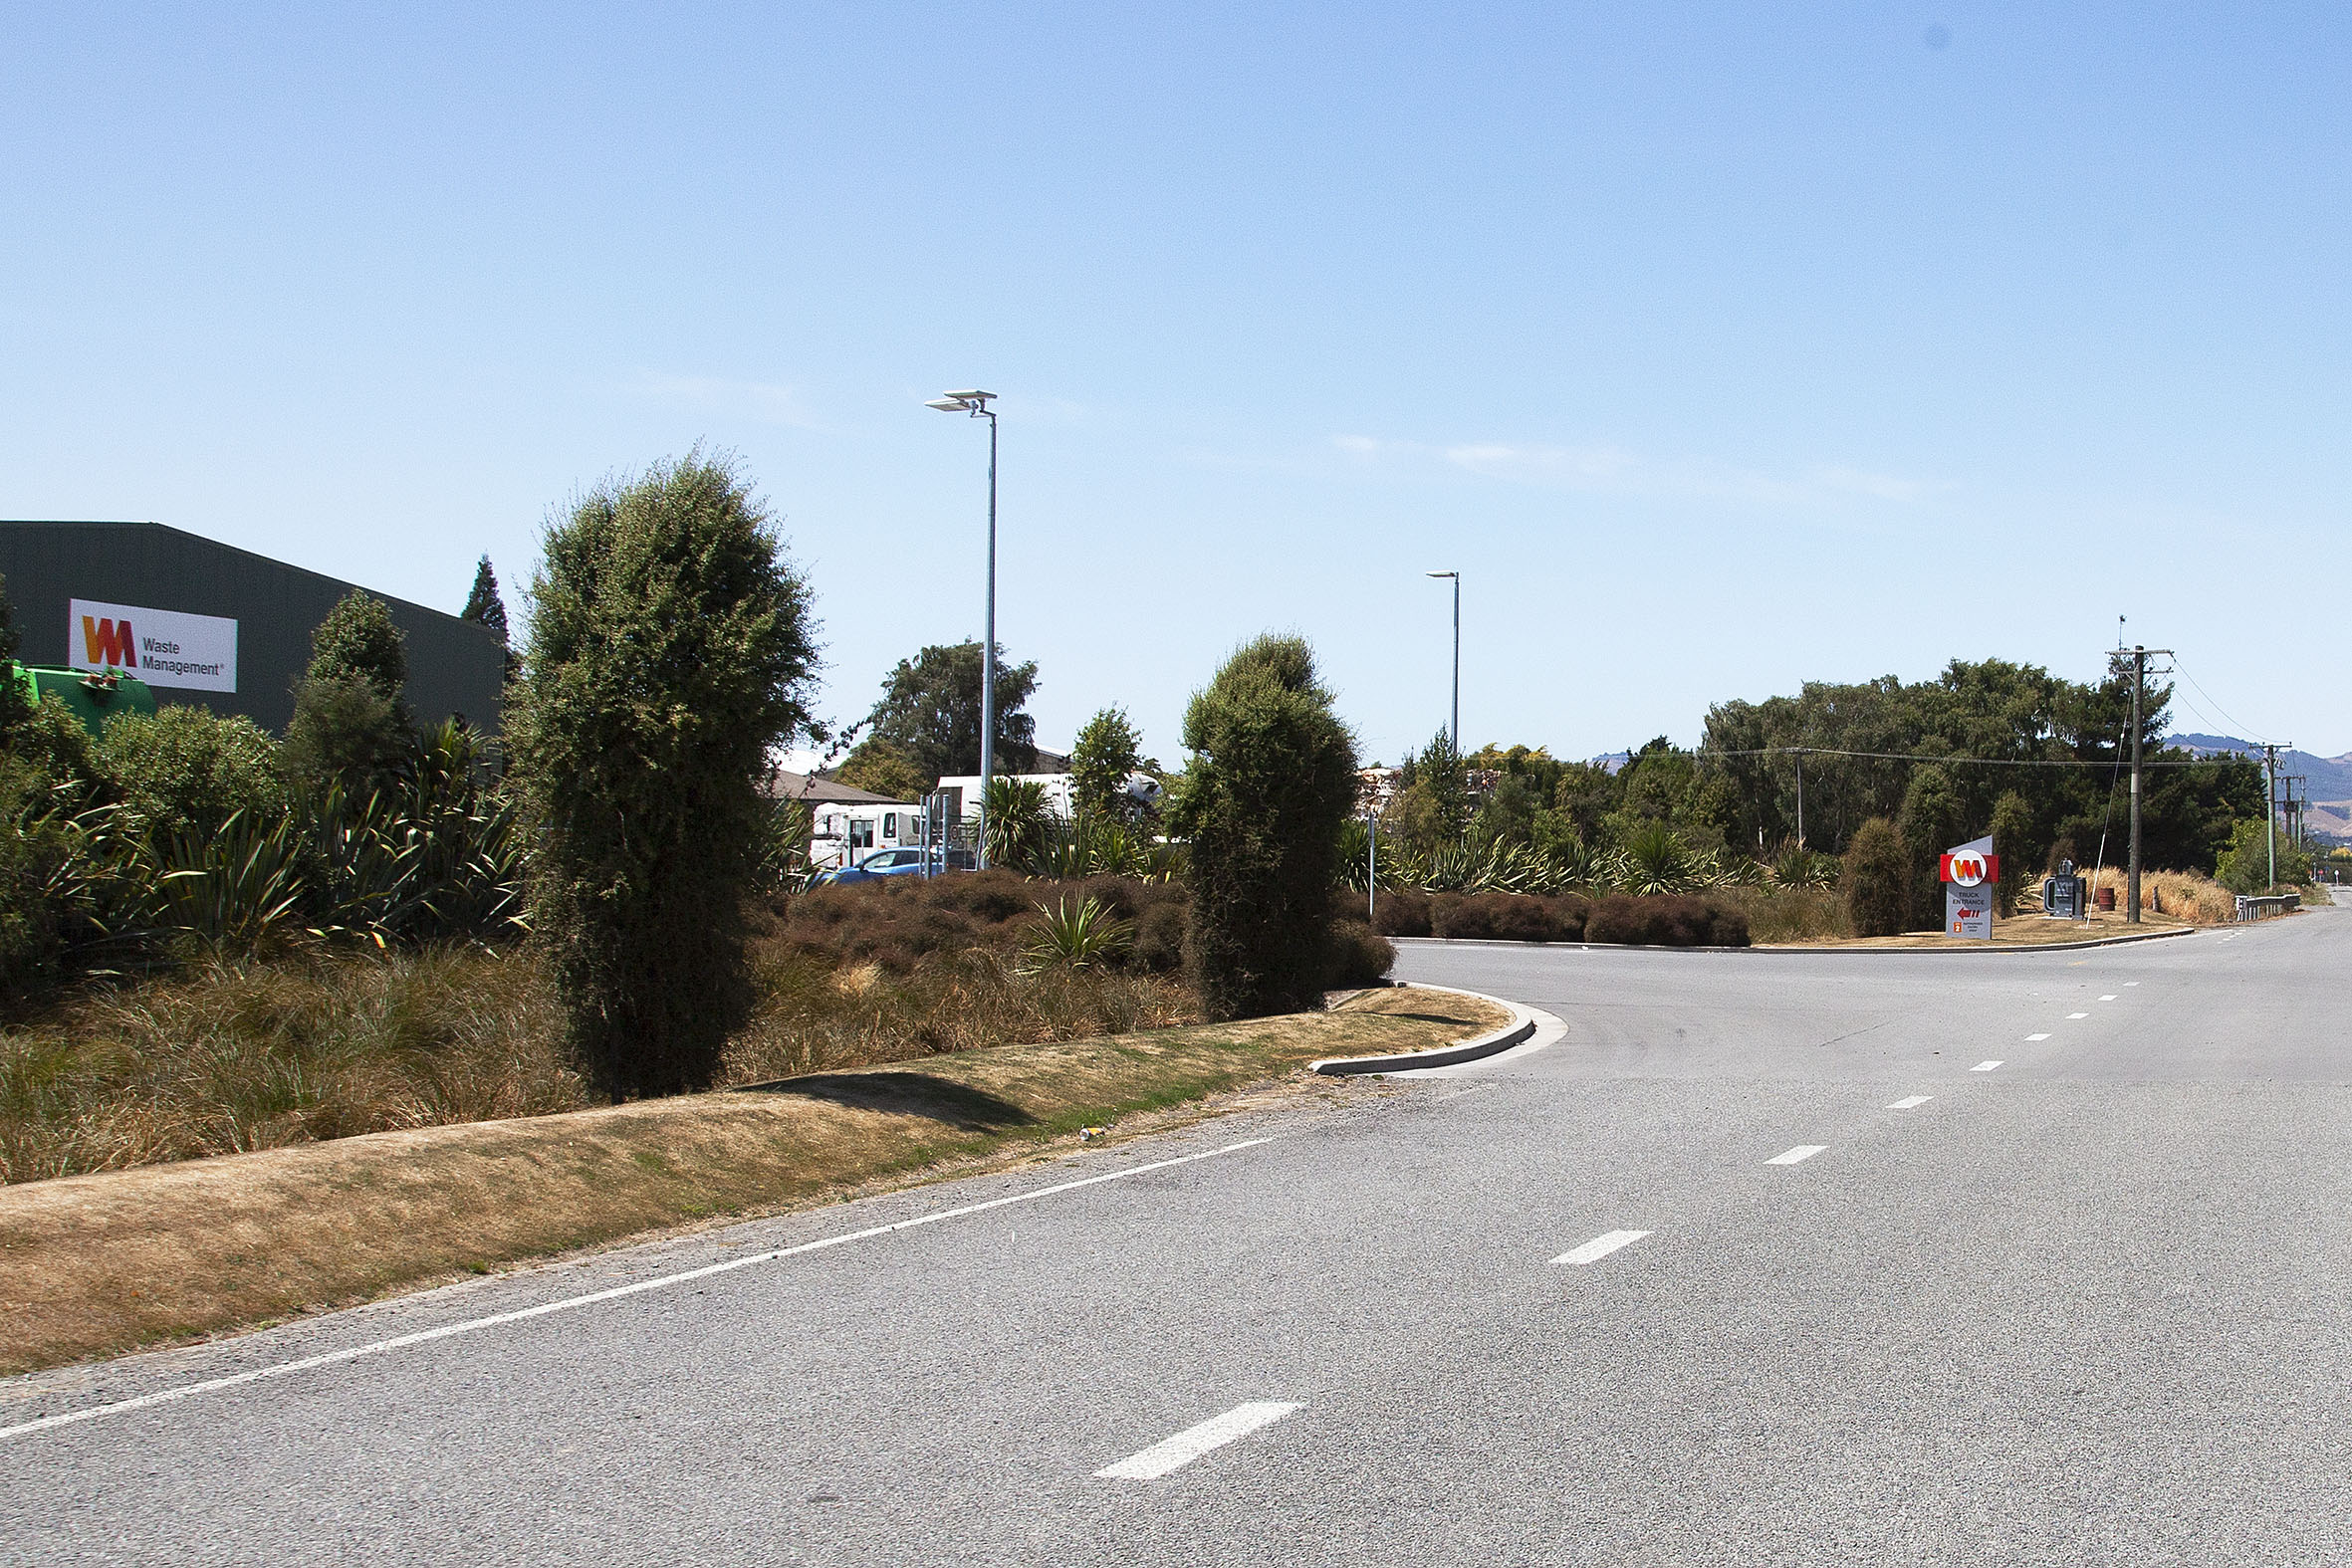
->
[2260,743,2290,890]
[1793,747,1806,848]
[2121,645,2173,924]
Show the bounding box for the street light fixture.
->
[929,388,999,867]
[1426,570,1459,753]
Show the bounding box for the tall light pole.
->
[1426,570,1459,752]
[927,389,998,867]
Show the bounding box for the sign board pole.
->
[1940,834,1998,941]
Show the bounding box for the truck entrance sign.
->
[1941,834,1998,940]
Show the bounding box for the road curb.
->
[1394,925,2205,957]
[1312,985,1547,1075]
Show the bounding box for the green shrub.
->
[95,706,284,837]
[1897,766,1966,930]
[1170,635,1360,1020]
[284,591,414,787]
[1990,791,2033,916]
[1322,920,1395,988]
[2215,817,2310,894]
[509,453,821,1099]
[282,676,406,786]
[7,697,100,795]
[0,759,72,1002]
[1843,817,1912,936]
[0,570,30,740]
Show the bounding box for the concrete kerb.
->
[1313,985,1564,1076]
[1393,924,2205,958]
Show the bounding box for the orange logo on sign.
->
[81,616,136,669]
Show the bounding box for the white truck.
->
[807,801,929,870]
[929,772,1164,819]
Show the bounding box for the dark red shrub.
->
[1583,894,1750,948]
[1372,888,1434,937]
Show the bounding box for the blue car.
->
[809,846,975,886]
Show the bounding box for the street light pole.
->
[1426,570,1459,751]
[927,389,999,868]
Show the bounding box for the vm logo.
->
[81,615,137,669]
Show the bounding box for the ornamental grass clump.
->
[0,947,577,1184]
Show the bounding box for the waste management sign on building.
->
[68,598,238,693]
[1940,834,1998,941]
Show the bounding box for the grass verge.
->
[0,986,1505,1378]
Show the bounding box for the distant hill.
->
[2166,735,2352,802]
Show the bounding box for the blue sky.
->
[5,4,2346,766]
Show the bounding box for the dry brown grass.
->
[722,948,1194,1084]
[2073,866,2239,924]
[0,943,1202,1186]
[1708,885,1852,944]
[0,949,582,1184]
[0,987,1496,1376]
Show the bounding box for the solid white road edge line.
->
[1765,1145,1827,1165]
[1972,1060,2004,1071]
[1888,1095,1933,1109]
[0,1137,1278,1444]
[1095,1401,1301,1480]
[2025,1032,2052,1041]
[1552,1230,1651,1266]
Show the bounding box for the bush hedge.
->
[1371,887,1751,948]
[1583,894,1749,947]
[772,872,1392,990]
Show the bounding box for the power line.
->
[1699,746,2242,770]
[2168,655,2272,747]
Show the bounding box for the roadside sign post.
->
[1941,834,1998,941]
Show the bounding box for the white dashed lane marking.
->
[2067,1011,2089,1019]
[1765,1145,1827,1166]
[2025,1032,2051,1041]
[1096,1403,1301,1480]
[1972,1060,2004,1072]
[2099,995,2118,1002]
[1553,1231,1651,1266]
[1888,1095,1933,1109]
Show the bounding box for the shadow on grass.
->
[737,1071,1038,1132]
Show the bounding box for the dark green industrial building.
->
[0,521,505,734]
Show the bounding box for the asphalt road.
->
[5,904,2349,1565]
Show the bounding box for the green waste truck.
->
[8,662,158,737]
